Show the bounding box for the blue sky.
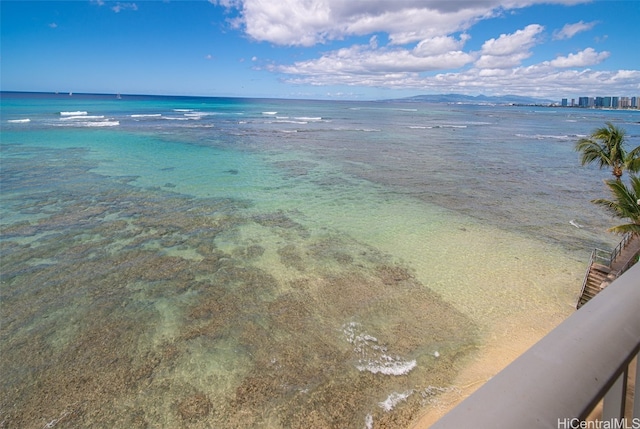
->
[1,0,639,100]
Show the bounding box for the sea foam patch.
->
[379,390,414,412]
[342,322,416,376]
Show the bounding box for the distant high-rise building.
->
[603,97,612,108]
[620,97,631,108]
[632,97,639,108]
[612,97,619,108]
[595,97,604,107]
[562,98,568,107]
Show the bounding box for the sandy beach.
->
[410,310,571,428]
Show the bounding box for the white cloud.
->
[553,20,597,40]
[49,22,58,29]
[221,0,590,47]
[414,34,470,56]
[480,24,543,56]
[225,1,503,47]
[275,53,638,99]
[211,0,636,98]
[205,54,214,60]
[474,24,543,69]
[112,2,138,13]
[548,47,610,68]
[475,51,533,69]
[272,36,475,78]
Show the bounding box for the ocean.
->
[1,92,638,428]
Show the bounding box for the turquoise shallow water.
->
[1,92,639,428]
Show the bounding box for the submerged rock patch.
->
[1,144,478,428]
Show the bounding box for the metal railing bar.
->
[609,232,633,266]
[577,249,596,305]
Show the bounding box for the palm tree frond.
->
[593,176,640,232]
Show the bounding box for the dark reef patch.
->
[1,144,478,428]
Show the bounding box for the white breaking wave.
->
[162,116,191,121]
[173,109,193,112]
[379,390,414,412]
[130,114,162,118]
[515,133,578,141]
[343,322,416,376]
[273,120,308,124]
[294,116,322,121]
[54,120,119,127]
[60,115,105,121]
[357,357,417,375]
[410,124,467,129]
[334,127,381,132]
[60,111,88,116]
[83,121,119,127]
[262,111,277,115]
[8,118,31,123]
[364,414,374,429]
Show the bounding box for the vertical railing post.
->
[634,357,640,419]
[602,368,627,421]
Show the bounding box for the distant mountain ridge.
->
[386,93,555,105]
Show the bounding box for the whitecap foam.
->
[60,111,87,116]
[8,118,31,123]
[364,413,373,429]
[55,120,119,127]
[294,116,322,121]
[515,133,574,141]
[183,112,210,118]
[334,127,381,132]
[130,114,162,118]
[84,121,119,127]
[262,111,277,115]
[379,390,414,412]
[356,358,417,375]
[173,109,193,112]
[273,120,308,124]
[60,115,105,121]
[343,322,416,376]
[162,116,191,121]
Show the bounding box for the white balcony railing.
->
[430,263,640,428]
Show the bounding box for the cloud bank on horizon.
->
[212,0,639,98]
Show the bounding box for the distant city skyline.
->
[1,1,639,100]
[561,95,640,109]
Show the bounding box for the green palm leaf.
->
[592,175,640,234]
[575,121,634,180]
